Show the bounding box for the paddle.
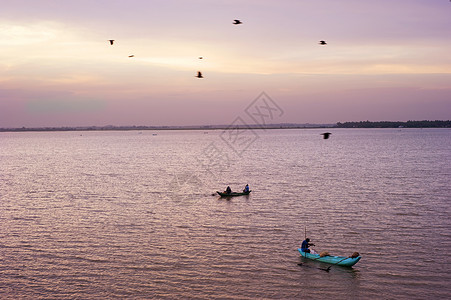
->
[319,256,349,272]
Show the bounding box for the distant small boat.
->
[298,248,361,267]
[217,191,251,197]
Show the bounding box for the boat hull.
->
[298,248,361,267]
[217,191,251,197]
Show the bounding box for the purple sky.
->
[1,0,450,127]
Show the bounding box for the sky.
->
[0,0,450,127]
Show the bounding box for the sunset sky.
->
[1,0,450,127]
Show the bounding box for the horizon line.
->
[1,120,450,132]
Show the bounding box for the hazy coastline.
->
[1,120,449,132]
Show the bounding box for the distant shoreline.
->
[0,124,334,132]
[336,120,450,128]
[0,120,450,132]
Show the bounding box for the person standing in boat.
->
[243,184,249,193]
[225,186,232,194]
[301,238,315,253]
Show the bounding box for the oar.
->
[319,256,349,272]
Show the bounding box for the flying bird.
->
[109,40,115,45]
[233,20,242,25]
[319,40,327,45]
[321,132,331,139]
[196,71,203,78]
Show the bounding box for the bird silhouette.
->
[233,20,242,25]
[319,40,327,45]
[321,132,331,139]
[196,71,203,78]
[109,40,115,45]
[128,55,134,57]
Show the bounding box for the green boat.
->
[217,191,251,197]
[298,248,361,267]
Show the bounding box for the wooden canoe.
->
[298,248,361,267]
[217,191,251,197]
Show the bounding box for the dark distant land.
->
[336,120,451,128]
[0,120,449,132]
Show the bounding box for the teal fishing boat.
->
[217,191,251,197]
[298,248,361,267]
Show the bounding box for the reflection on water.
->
[0,129,450,299]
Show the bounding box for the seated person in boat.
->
[301,238,315,253]
[225,186,232,194]
[243,184,249,193]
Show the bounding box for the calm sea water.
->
[1,128,450,299]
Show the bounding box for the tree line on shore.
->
[336,120,450,128]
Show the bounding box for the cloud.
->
[0,22,59,46]
[26,98,106,113]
